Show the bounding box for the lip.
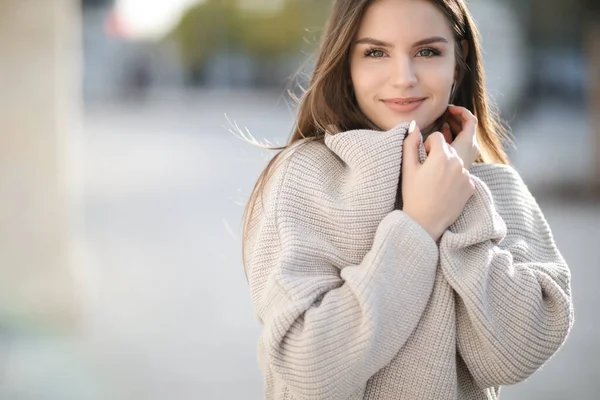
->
[381,97,426,113]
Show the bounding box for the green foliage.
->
[168,0,332,70]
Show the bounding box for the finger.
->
[448,106,477,145]
[456,115,477,145]
[447,145,465,167]
[447,143,458,156]
[447,105,478,124]
[441,122,453,143]
[423,131,445,154]
[445,113,462,138]
[450,114,480,167]
[402,120,421,170]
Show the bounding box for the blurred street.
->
[76,90,598,399]
[2,0,599,398]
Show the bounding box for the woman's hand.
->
[401,121,475,242]
[442,105,480,169]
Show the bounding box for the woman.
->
[242,0,574,399]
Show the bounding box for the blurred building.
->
[79,0,599,187]
[82,0,185,102]
[80,0,590,106]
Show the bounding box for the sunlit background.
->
[0,0,599,398]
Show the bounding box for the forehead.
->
[357,0,454,43]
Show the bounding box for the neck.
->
[422,112,448,140]
[421,122,439,141]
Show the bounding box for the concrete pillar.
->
[0,0,82,332]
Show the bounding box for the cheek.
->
[419,62,455,90]
[351,61,386,97]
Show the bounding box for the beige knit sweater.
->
[245,122,574,400]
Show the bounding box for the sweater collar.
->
[324,122,427,171]
[323,122,502,178]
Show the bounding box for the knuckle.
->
[466,174,475,190]
[464,179,475,194]
[431,131,444,141]
[452,155,464,167]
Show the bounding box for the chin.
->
[379,118,413,131]
[382,114,436,132]
[382,118,431,132]
[370,111,440,132]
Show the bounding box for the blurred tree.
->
[236,0,328,57]
[167,0,231,84]
[167,0,332,84]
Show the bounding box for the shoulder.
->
[262,138,343,208]
[470,162,532,198]
[280,137,343,177]
[469,162,539,216]
[245,139,333,242]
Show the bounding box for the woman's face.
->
[350,0,459,133]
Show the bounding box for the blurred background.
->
[0,0,598,398]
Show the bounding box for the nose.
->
[391,55,417,88]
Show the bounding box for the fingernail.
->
[408,120,416,134]
[448,104,455,107]
[443,122,450,130]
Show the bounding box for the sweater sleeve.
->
[438,168,574,388]
[245,162,440,400]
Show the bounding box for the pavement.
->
[2,90,598,399]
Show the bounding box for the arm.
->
[438,168,574,388]
[246,163,440,400]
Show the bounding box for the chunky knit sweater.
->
[244,122,574,400]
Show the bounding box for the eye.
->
[365,48,386,58]
[416,48,441,57]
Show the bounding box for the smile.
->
[382,98,426,112]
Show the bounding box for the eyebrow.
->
[354,36,449,48]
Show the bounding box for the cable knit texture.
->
[245,122,574,400]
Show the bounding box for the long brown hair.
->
[241,0,512,276]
